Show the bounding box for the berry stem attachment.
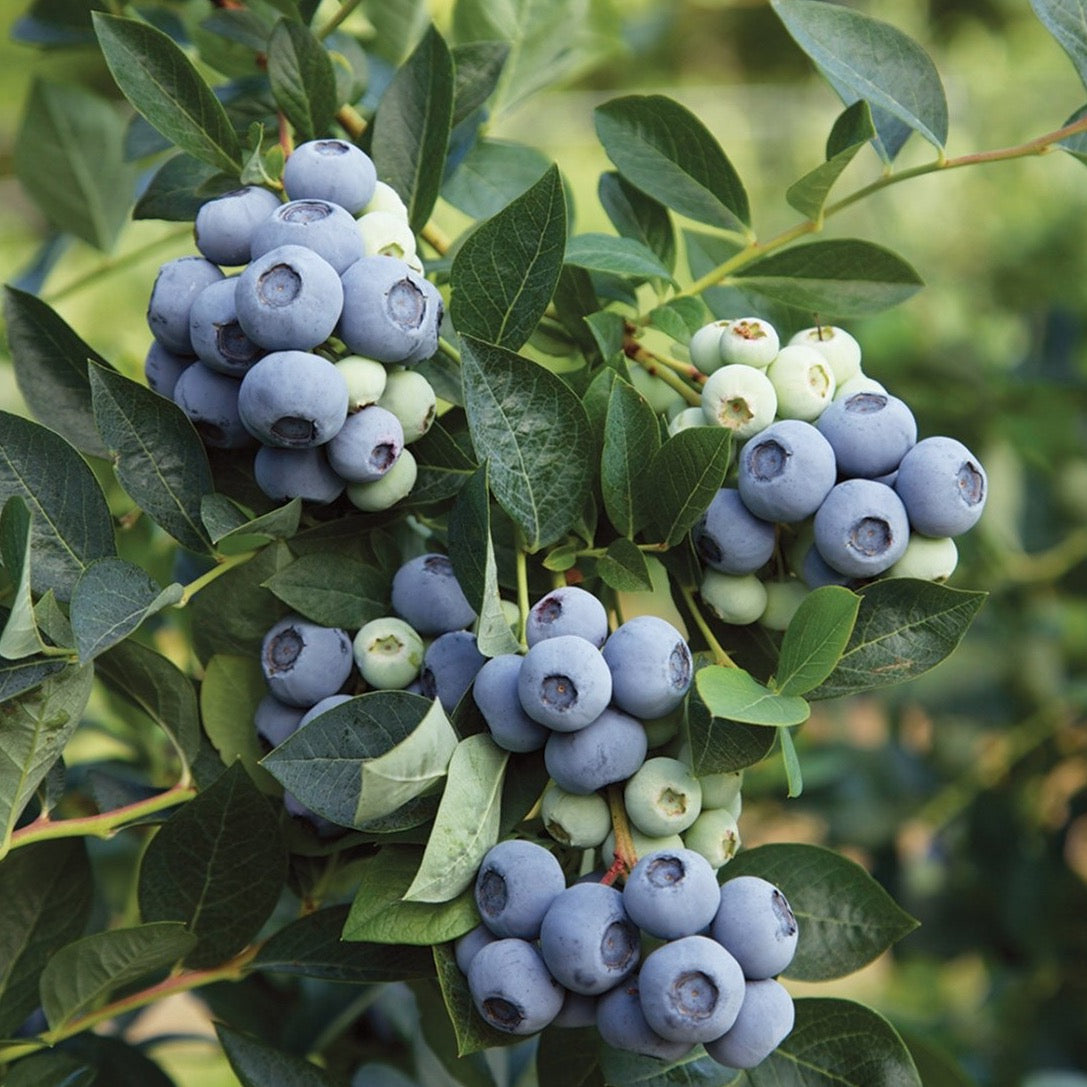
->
[515,539,531,650]
[603,782,637,883]
[336,104,367,141]
[679,584,738,669]
[625,344,701,406]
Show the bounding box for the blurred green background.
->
[2,0,1086,1084]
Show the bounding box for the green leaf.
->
[404,733,508,903]
[431,943,521,1058]
[537,1027,606,1087]
[645,427,732,548]
[200,494,303,550]
[723,844,919,981]
[267,18,338,143]
[564,233,674,283]
[0,667,93,852]
[47,1035,178,1087]
[0,650,66,705]
[600,1046,736,1086]
[460,336,595,552]
[92,13,242,174]
[342,846,478,944]
[96,639,200,774]
[199,654,272,786]
[360,0,428,65]
[447,466,521,658]
[646,297,708,346]
[779,725,803,798]
[1,1052,95,1087]
[601,378,662,538]
[685,690,775,776]
[40,921,196,1031]
[774,586,861,697]
[217,1024,337,1087]
[252,904,434,982]
[138,762,286,968]
[69,558,182,663]
[441,138,552,220]
[0,840,93,1036]
[747,997,921,1086]
[598,170,676,273]
[262,553,388,629]
[734,240,923,317]
[771,0,948,158]
[1031,0,1087,91]
[898,1029,977,1087]
[451,40,510,127]
[372,24,455,232]
[786,100,877,220]
[594,95,749,231]
[90,363,214,555]
[1059,104,1087,162]
[808,579,986,700]
[13,79,136,251]
[0,411,116,602]
[597,538,654,593]
[0,498,46,660]
[133,153,230,222]
[2,287,112,459]
[695,667,810,727]
[450,164,566,350]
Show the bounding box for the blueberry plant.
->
[2,0,1086,1083]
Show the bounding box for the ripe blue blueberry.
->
[623,848,721,939]
[147,256,224,355]
[250,198,364,274]
[194,186,282,267]
[254,692,305,748]
[260,614,353,708]
[235,244,344,351]
[144,340,193,399]
[474,839,565,939]
[544,707,648,795]
[188,277,264,376]
[526,586,609,649]
[517,634,613,732]
[419,630,486,712]
[282,139,377,214]
[253,445,346,505]
[552,991,599,1029]
[454,923,497,975]
[638,934,746,1043]
[693,488,777,575]
[596,977,694,1061]
[800,544,856,589]
[298,693,354,727]
[238,350,349,448]
[813,478,910,578]
[390,553,476,635]
[472,654,549,753]
[712,875,799,980]
[602,615,692,719]
[893,435,988,537]
[737,419,837,523]
[815,391,917,479]
[703,978,795,1069]
[173,362,253,449]
[539,882,640,995]
[325,404,404,483]
[467,938,565,1035]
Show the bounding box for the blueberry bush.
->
[1,0,1085,1084]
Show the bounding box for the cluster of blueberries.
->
[670,317,989,628]
[143,138,442,511]
[456,839,797,1068]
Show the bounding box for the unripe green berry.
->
[361,180,410,220]
[541,782,611,849]
[701,364,777,439]
[624,756,703,838]
[718,317,780,369]
[377,370,437,443]
[689,320,729,375]
[667,406,709,437]
[353,616,424,688]
[676,743,743,812]
[767,345,836,421]
[359,210,418,262]
[642,704,684,748]
[682,807,741,870]
[759,579,809,631]
[834,373,886,401]
[346,448,417,511]
[336,355,388,411]
[700,570,768,626]
[885,533,958,581]
[789,325,862,384]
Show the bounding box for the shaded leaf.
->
[645,427,732,548]
[601,378,661,538]
[685,690,775,776]
[774,585,860,697]
[646,297,707,346]
[451,40,510,127]
[133,153,230,222]
[597,538,654,593]
[198,654,270,787]
[267,18,337,143]
[1030,0,1087,91]
[200,494,302,549]
[598,170,676,272]
[0,498,46,660]
[600,1046,736,1086]
[262,553,388,629]
[695,667,810,727]
[217,1024,336,1087]
[442,138,552,220]
[565,233,673,282]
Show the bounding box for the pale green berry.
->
[759,579,809,631]
[624,756,703,838]
[682,807,741,870]
[689,320,729,375]
[630,366,685,416]
[359,210,418,261]
[834,372,886,401]
[718,317,780,369]
[701,364,777,439]
[603,826,685,866]
[353,616,424,689]
[668,406,709,437]
[767,345,836,421]
[377,370,437,443]
[675,743,743,812]
[885,533,958,581]
[346,448,417,511]
[785,520,816,580]
[789,325,862,385]
[642,703,684,748]
[541,782,611,849]
[700,570,768,626]
[336,355,388,411]
[361,180,409,219]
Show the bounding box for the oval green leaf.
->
[267,19,338,144]
[565,233,674,283]
[645,426,732,548]
[774,585,861,697]
[1031,0,1087,92]
[695,666,810,727]
[601,378,662,539]
[217,1024,337,1087]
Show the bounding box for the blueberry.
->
[187,277,264,376]
[526,586,609,649]
[260,614,354,707]
[539,882,640,995]
[624,757,703,838]
[474,839,565,939]
[667,406,710,436]
[602,615,692,719]
[813,478,910,578]
[359,209,419,262]
[700,363,777,439]
[544,707,648,795]
[238,350,349,448]
[419,630,486,712]
[552,991,599,1029]
[596,977,694,1061]
[250,198,364,274]
[603,826,685,867]
[766,345,836,421]
[453,923,497,975]
[235,244,344,351]
[467,938,565,1035]
[758,579,808,631]
[472,654,550,753]
[194,186,282,267]
[345,449,417,511]
[638,934,746,1043]
[693,488,777,575]
[172,362,253,449]
[253,445,346,505]
[335,355,388,410]
[623,848,721,939]
[688,320,729,375]
[282,139,377,215]
[737,420,837,523]
[376,370,437,443]
[718,317,780,369]
[254,692,305,748]
[704,977,795,1069]
[326,405,404,483]
[362,180,410,219]
[144,340,193,398]
[390,553,476,636]
[712,875,799,980]
[815,392,917,479]
[800,544,856,589]
[352,617,424,690]
[298,692,354,727]
[699,570,768,626]
[788,325,862,385]
[517,634,613,732]
[885,533,958,581]
[540,782,612,849]
[681,808,742,870]
[893,435,988,537]
[147,256,224,355]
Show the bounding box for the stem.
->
[999,527,1087,585]
[336,104,367,141]
[421,221,452,256]
[316,0,363,40]
[640,346,707,386]
[603,783,637,880]
[438,337,462,366]
[626,345,701,406]
[176,549,258,606]
[679,584,737,668]
[515,545,530,650]
[277,110,294,159]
